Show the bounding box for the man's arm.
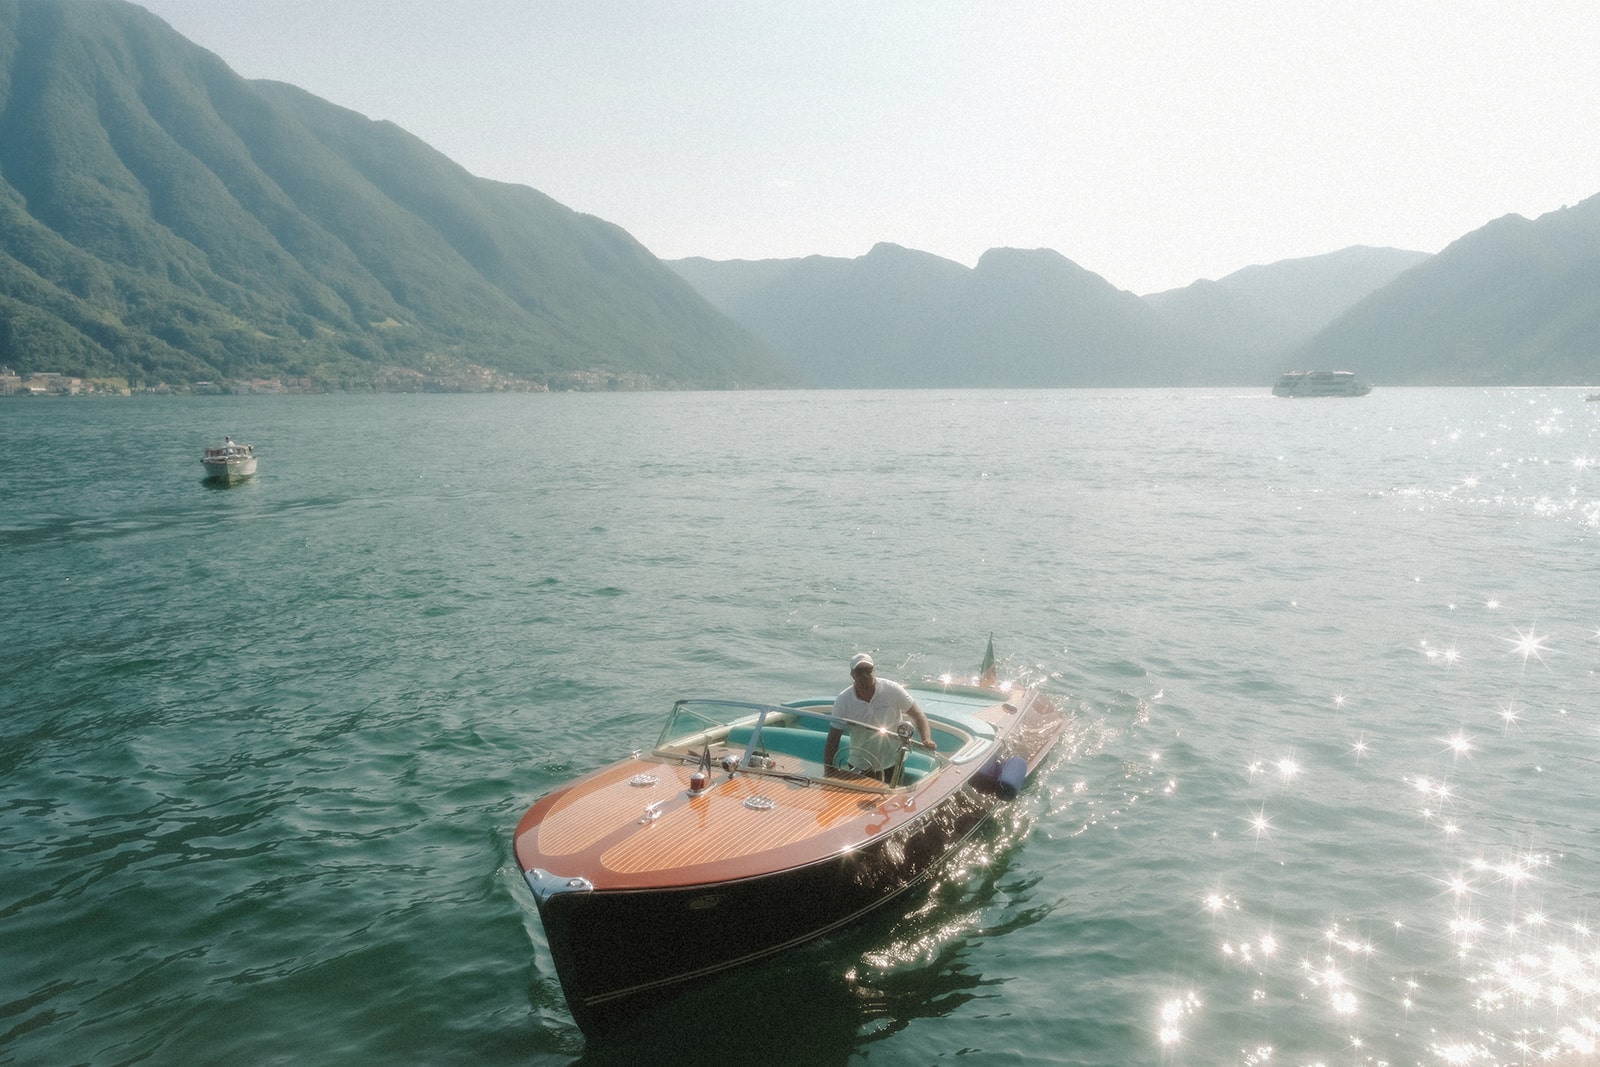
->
[823,725,844,772]
[907,702,936,750]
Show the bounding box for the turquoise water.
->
[3,389,1598,1065]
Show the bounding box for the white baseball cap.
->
[850,652,875,672]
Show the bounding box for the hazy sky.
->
[136,0,1600,294]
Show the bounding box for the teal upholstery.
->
[724,724,933,782]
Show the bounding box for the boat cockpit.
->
[652,698,990,792]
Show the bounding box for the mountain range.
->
[1141,245,1434,384]
[1,0,1595,391]
[672,193,1600,388]
[671,244,1439,387]
[1299,196,1600,384]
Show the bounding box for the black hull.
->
[535,785,1000,1034]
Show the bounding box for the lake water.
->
[3,388,1598,1065]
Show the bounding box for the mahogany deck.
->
[523,753,965,886]
[517,690,1062,892]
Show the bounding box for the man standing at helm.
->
[824,652,936,780]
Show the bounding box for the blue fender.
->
[973,754,1028,800]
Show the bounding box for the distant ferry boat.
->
[1272,370,1372,397]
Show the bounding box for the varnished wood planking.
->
[975,700,1019,727]
[602,777,870,874]
[533,760,868,869]
[523,690,1060,879]
[536,762,686,857]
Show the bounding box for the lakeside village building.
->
[0,370,101,396]
[0,368,314,396]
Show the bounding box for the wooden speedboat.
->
[201,437,257,482]
[511,656,1067,1035]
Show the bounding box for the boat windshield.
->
[652,699,949,790]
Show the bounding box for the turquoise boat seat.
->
[779,701,981,751]
[724,725,936,782]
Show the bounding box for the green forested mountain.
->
[0,0,792,389]
[1296,194,1600,384]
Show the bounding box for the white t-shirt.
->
[833,678,915,771]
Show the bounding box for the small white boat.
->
[201,436,257,482]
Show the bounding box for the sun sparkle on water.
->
[1506,625,1553,665]
[1444,731,1475,759]
[1245,806,1273,841]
